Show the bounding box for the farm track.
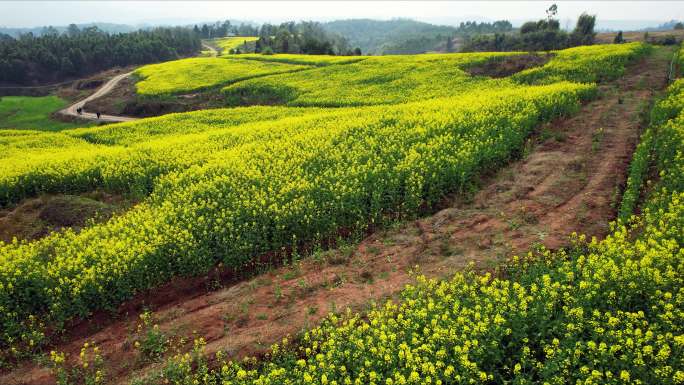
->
[58,71,138,123]
[202,41,219,57]
[2,47,673,385]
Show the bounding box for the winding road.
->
[201,41,219,57]
[59,71,138,123]
[61,43,217,124]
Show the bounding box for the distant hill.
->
[645,19,684,31]
[0,23,140,37]
[323,19,458,55]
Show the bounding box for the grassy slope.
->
[0,96,84,131]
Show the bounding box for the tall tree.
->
[446,36,454,53]
[570,13,596,46]
[546,4,558,21]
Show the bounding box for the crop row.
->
[223,43,648,107]
[222,52,524,107]
[134,57,309,96]
[0,82,595,360]
[0,50,536,207]
[208,188,684,384]
[0,44,649,361]
[211,36,259,52]
[512,42,650,84]
[0,43,647,208]
[0,106,328,206]
[131,43,648,102]
[234,53,367,66]
[146,47,684,385]
[619,46,684,221]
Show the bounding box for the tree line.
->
[253,21,357,55]
[192,20,356,55]
[323,19,512,55]
[0,25,201,85]
[462,5,597,52]
[192,21,259,39]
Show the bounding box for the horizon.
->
[1,1,683,31]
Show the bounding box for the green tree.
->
[446,36,454,52]
[570,13,596,46]
[66,23,80,37]
[60,56,75,75]
[546,4,558,21]
[614,31,625,44]
[520,21,539,34]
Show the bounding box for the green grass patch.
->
[0,96,85,131]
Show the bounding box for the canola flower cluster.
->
[211,36,259,53]
[0,82,595,362]
[513,42,650,84]
[0,43,647,363]
[234,53,367,66]
[155,49,684,384]
[222,52,519,107]
[211,212,684,385]
[0,106,326,206]
[224,44,647,107]
[134,57,309,96]
[0,44,647,207]
[619,45,684,221]
[49,341,105,385]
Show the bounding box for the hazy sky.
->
[2,1,683,28]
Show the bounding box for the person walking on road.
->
[96,112,101,120]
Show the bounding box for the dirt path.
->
[2,47,672,385]
[202,41,219,57]
[59,71,138,123]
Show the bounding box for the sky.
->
[1,1,683,29]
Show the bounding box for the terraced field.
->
[2,42,682,385]
[210,36,259,53]
[134,57,309,95]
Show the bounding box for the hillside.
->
[323,18,459,54]
[3,41,682,385]
[0,23,139,38]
